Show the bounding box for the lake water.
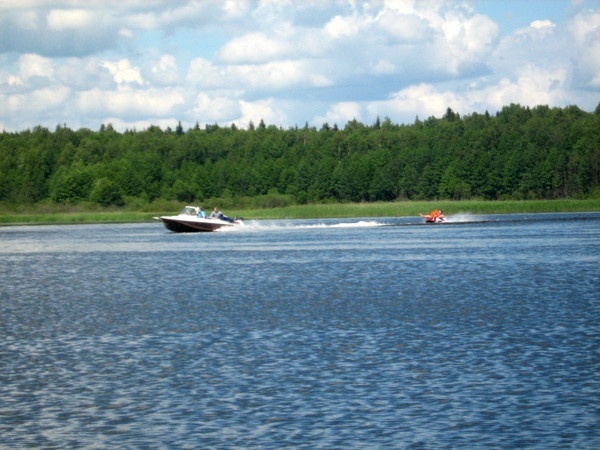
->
[1,212,599,448]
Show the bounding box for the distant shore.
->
[1,199,599,225]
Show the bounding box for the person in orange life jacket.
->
[420,209,445,222]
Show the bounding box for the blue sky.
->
[0,0,598,132]
[474,0,568,33]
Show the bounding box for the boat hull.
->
[160,216,240,232]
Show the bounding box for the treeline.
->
[1,103,599,208]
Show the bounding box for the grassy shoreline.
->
[1,199,599,225]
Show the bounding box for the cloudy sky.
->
[1,0,599,132]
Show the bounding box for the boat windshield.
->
[180,206,199,216]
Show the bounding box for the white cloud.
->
[99,116,182,132]
[230,60,309,90]
[0,73,23,87]
[568,8,600,44]
[52,57,114,90]
[187,57,327,92]
[149,54,180,86]
[372,59,397,75]
[102,59,144,85]
[46,9,96,30]
[11,10,40,30]
[315,102,362,126]
[367,83,461,122]
[363,63,571,125]
[568,9,600,88]
[447,12,498,55]
[223,0,253,20]
[530,19,555,30]
[483,64,569,109]
[0,3,120,56]
[375,10,430,43]
[0,0,598,132]
[324,14,364,39]
[218,32,290,64]
[437,10,499,75]
[1,85,70,118]
[18,53,53,80]
[77,87,185,118]
[127,2,216,31]
[28,86,71,112]
[193,92,239,122]
[235,99,285,128]
[186,58,224,89]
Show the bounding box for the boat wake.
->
[217,219,386,232]
[298,220,385,229]
[442,213,480,223]
[176,212,600,233]
[217,215,485,232]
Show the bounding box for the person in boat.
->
[209,206,221,218]
[420,209,445,222]
[197,207,206,218]
[209,206,234,223]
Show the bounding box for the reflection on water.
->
[1,213,599,448]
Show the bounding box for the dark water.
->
[1,213,599,448]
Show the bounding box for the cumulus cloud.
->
[46,8,96,30]
[568,9,600,87]
[19,53,54,81]
[218,32,291,64]
[192,92,240,123]
[0,4,119,57]
[530,19,555,30]
[0,0,598,131]
[149,55,180,86]
[484,64,569,109]
[361,62,572,126]
[324,14,365,39]
[315,102,363,126]
[77,87,185,119]
[364,83,462,123]
[1,85,72,130]
[186,58,225,89]
[27,86,71,113]
[235,99,286,128]
[438,11,499,74]
[102,59,144,85]
[187,56,330,92]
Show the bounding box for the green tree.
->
[90,177,124,206]
[50,162,93,203]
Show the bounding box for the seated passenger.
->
[209,206,234,222]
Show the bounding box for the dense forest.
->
[1,103,599,209]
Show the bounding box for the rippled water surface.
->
[1,213,599,448]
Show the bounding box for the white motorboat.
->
[159,206,243,232]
